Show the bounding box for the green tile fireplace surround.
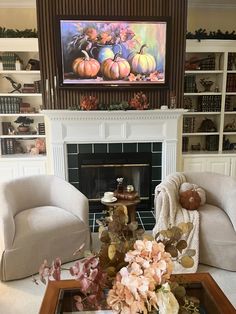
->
[67,141,162,206]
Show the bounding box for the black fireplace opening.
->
[78,152,152,211]
[67,142,162,213]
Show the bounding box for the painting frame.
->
[55,15,171,90]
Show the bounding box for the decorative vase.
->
[17,125,30,133]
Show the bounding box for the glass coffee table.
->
[39,273,236,314]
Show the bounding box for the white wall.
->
[0,8,37,29]
[188,7,236,32]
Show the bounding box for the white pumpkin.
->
[179,182,206,205]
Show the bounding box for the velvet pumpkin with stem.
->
[101,53,131,80]
[72,50,100,78]
[128,44,156,75]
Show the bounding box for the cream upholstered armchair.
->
[183,172,236,271]
[154,171,236,271]
[0,175,91,281]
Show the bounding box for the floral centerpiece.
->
[37,206,197,313]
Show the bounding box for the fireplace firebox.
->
[78,152,151,211]
[67,141,163,213]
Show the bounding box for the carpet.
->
[0,234,235,314]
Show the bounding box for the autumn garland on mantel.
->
[69,91,150,111]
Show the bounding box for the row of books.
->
[0,52,21,70]
[38,123,45,135]
[0,96,22,114]
[184,75,196,93]
[227,53,236,71]
[1,121,12,135]
[226,74,236,92]
[198,95,221,112]
[22,81,41,93]
[0,138,15,155]
[225,96,236,111]
[183,117,196,133]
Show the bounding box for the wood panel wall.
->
[36,0,187,109]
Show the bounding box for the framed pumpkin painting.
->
[55,16,171,89]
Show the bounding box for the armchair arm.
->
[48,176,89,225]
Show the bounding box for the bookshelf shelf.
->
[0,153,47,160]
[0,135,46,139]
[0,70,40,74]
[0,93,42,97]
[184,92,222,96]
[185,70,223,74]
[183,112,221,115]
[183,132,220,136]
[0,113,44,117]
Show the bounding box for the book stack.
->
[1,52,20,70]
[1,122,12,135]
[38,123,45,135]
[199,95,221,112]
[227,53,236,70]
[183,117,195,133]
[225,96,235,112]
[0,96,22,113]
[184,75,196,93]
[199,55,215,70]
[182,137,189,152]
[206,135,219,151]
[226,74,236,92]
[0,138,16,155]
[34,80,41,93]
[22,83,36,93]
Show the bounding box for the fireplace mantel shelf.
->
[42,109,186,121]
[43,109,185,181]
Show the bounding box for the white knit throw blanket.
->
[152,172,199,273]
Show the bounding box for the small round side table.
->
[101,198,140,223]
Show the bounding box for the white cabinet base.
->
[182,155,235,176]
[0,159,47,182]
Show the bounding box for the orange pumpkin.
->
[72,50,100,78]
[179,190,201,211]
[128,44,156,75]
[101,53,130,80]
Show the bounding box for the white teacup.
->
[103,191,114,201]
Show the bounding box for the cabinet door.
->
[19,160,47,176]
[230,157,236,177]
[182,157,206,172]
[206,157,230,175]
[0,161,19,182]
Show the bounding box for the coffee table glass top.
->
[39,273,236,314]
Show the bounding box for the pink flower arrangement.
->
[107,239,179,314]
[39,248,108,311]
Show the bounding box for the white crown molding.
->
[0,0,36,8]
[189,0,236,9]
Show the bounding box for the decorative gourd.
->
[72,50,100,78]
[180,182,206,205]
[128,44,156,75]
[179,190,201,211]
[101,53,130,80]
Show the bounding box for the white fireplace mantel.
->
[43,109,185,180]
